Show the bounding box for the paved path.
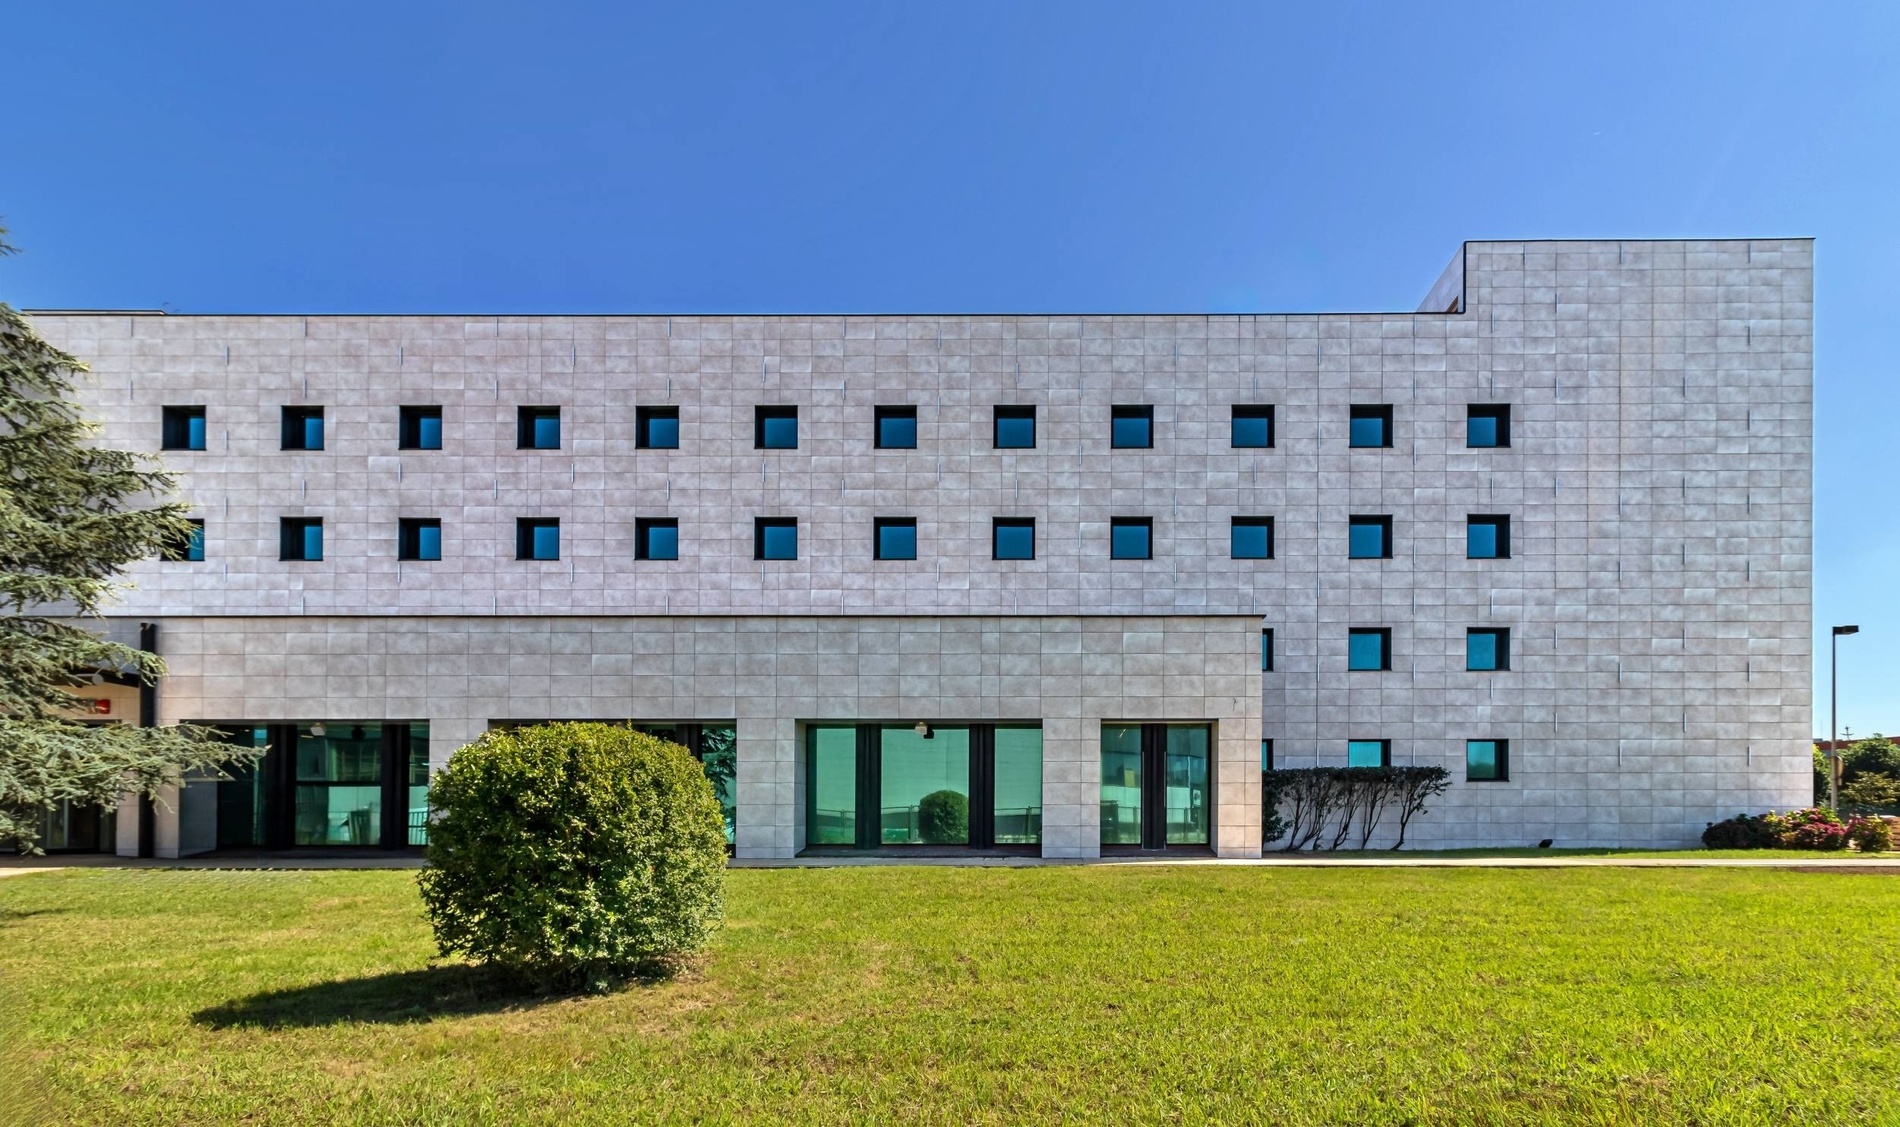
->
[4,853,1897,876]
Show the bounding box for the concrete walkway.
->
[4,853,1897,876]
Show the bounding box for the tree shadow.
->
[193,964,573,1029]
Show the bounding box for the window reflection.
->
[879,726,970,844]
[807,725,858,845]
[1100,724,1143,846]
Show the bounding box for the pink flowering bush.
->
[1703,806,1888,851]
[1846,815,1893,854]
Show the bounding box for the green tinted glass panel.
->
[1164,725,1210,845]
[295,724,382,783]
[1348,740,1387,767]
[993,726,1043,844]
[806,726,857,845]
[1101,724,1143,845]
[701,724,737,845]
[215,726,270,848]
[879,726,970,844]
[294,785,382,846]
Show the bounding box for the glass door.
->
[1101,723,1211,849]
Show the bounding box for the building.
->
[28,238,1814,858]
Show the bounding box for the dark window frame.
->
[873,517,918,561]
[755,406,799,450]
[515,517,560,561]
[873,405,918,450]
[161,405,207,451]
[397,518,442,562]
[1231,516,1274,560]
[161,518,206,562]
[1231,405,1274,449]
[634,517,679,561]
[279,517,323,562]
[398,405,443,450]
[1110,405,1155,450]
[993,406,1037,449]
[1109,516,1154,560]
[516,406,561,450]
[280,406,325,451]
[1467,628,1511,672]
[1347,739,1392,768]
[635,406,680,450]
[1467,739,1510,782]
[1347,628,1393,672]
[1348,515,1395,560]
[1348,404,1394,449]
[1261,628,1274,672]
[992,518,1035,561]
[754,517,798,561]
[1467,404,1511,448]
[1467,514,1512,560]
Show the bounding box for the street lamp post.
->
[1830,624,1860,811]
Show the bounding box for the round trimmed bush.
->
[419,722,727,989]
[917,788,969,844]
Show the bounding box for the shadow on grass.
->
[193,964,571,1028]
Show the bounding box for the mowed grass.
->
[3,866,1899,1125]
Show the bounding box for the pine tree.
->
[0,225,256,853]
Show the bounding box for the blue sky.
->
[4,3,1895,735]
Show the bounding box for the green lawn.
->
[3,866,1898,1125]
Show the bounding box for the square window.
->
[1467,628,1510,671]
[1261,628,1274,672]
[1347,628,1391,671]
[1109,517,1152,560]
[1348,515,1393,559]
[994,406,1036,449]
[1467,515,1510,559]
[755,518,798,560]
[874,406,917,449]
[398,518,442,561]
[517,406,560,450]
[1467,739,1509,781]
[1110,405,1154,449]
[874,517,917,560]
[516,518,560,561]
[1348,404,1393,448]
[161,406,206,451]
[756,406,798,449]
[1467,404,1510,448]
[161,519,206,562]
[279,517,323,561]
[635,517,679,561]
[993,518,1035,560]
[636,406,679,450]
[1231,517,1273,560]
[1231,405,1274,448]
[1347,739,1390,768]
[281,407,324,451]
[398,406,442,450]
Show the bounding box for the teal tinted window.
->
[1467,404,1510,448]
[1110,406,1153,449]
[992,727,1043,845]
[756,406,798,449]
[1467,515,1509,559]
[699,725,737,844]
[1100,724,1143,846]
[398,518,441,561]
[518,407,560,449]
[1231,405,1273,448]
[517,518,559,560]
[1348,516,1391,559]
[1261,628,1273,671]
[636,406,679,449]
[806,726,857,845]
[1347,739,1388,767]
[875,406,917,449]
[1349,405,1391,448]
[280,518,322,561]
[162,406,206,450]
[1348,629,1390,671]
[399,405,442,450]
[994,406,1036,449]
[1467,739,1507,781]
[993,519,1034,560]
[1467,628,1508,671]
[1231,517,1272,559]
[293,723,383,846]
[282,406,324,450]
[756,518,797,560]
[879,725,970,844]
[636,518,679,561]
[1110,518,1152,560]
[875,518,917,561]
[1163,725,1209,845]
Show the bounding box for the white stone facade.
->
[32,238,1814,854]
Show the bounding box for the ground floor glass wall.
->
[805,723,1042,850]
[1101,723,1211,850]
[208,721,430,850]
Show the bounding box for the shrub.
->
[418,722,728,990]
[1841,772,1900,811]
[1843,737,1900,784]
[1847,815,1893,854]
[917,789,970,844]
[1702,813,1782,850]
[1780,807,1850,851]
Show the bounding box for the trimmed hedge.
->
[419,722,728,989]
